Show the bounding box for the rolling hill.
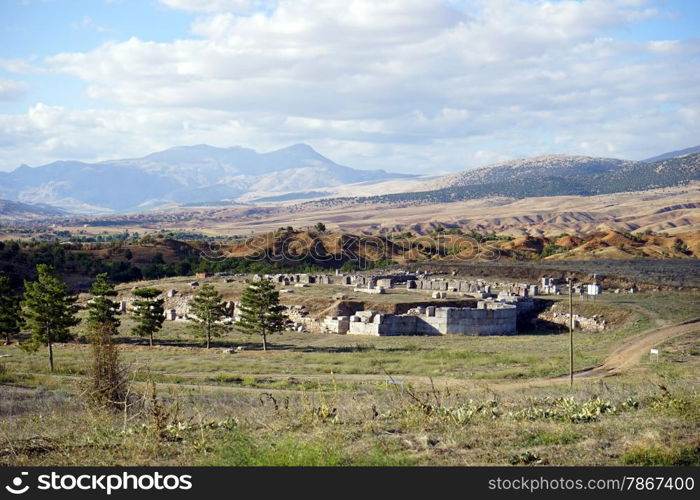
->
[420,154,639,191]
[164,229,700,263]
[346,152,700,205]
[0,199,67,220]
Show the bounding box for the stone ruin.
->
[403,276,541,299]
[323,301,517,337]
[354,285,386,294]
[538,309,607,332]
[119,291,235,322]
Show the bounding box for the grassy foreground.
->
[0,291,698,466]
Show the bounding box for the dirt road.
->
[573,317,699,379]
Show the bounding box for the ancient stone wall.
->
[345,303,517,336]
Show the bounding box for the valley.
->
[1,143,698,468]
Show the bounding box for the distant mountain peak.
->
[1,143,411,213]
[269,143,327,159]
[285,143,315,151]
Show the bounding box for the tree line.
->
[0,266,288,372]
[0,239,326,288]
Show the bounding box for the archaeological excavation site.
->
[107,268,620,339]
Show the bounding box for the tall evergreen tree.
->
[188,284,229,348]
[0,272,21,345]
[87,273,121,336]
[130,287,164,347]
[21,264,80,371]
[236,278,287,351]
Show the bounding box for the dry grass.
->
[0,292,697,466]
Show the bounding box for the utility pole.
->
[568,277,574,388]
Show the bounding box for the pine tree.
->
[87,273,121,336]
[0,272,21,345]
[236,278,287,351]
[188,284,229,348]
[130,287,164,347]
[21,264,80,371]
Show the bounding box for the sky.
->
[0,0,698,174]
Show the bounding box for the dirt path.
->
[572,317,699,379]
[486,316,700,391]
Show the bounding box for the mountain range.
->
[0,144,698,216]
[0,144,413,213]
[346,151,700,205]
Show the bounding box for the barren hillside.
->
[130,183,698,238]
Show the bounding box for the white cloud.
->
[0,103,277,168]
[159,0,275,13]
[0,79,28,101]
[71,15,113,33]
[1,0,699,172]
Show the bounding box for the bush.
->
[673,239,690,255]
[540,243,567,258]
[82,328,130,410]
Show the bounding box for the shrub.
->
[540,243,567,258]
[82,327,130,410]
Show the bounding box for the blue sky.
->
[0,0,698,172]
[1,0,192,112]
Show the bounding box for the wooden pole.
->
[569,278,574,388]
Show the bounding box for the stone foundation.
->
[344,302,517,336]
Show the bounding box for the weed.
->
[511,450,545,465]
[146,381,181,440]
[622,443,700,466]
[648,393,695,416]
[509,397,620,423]
[300,375,339,424]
